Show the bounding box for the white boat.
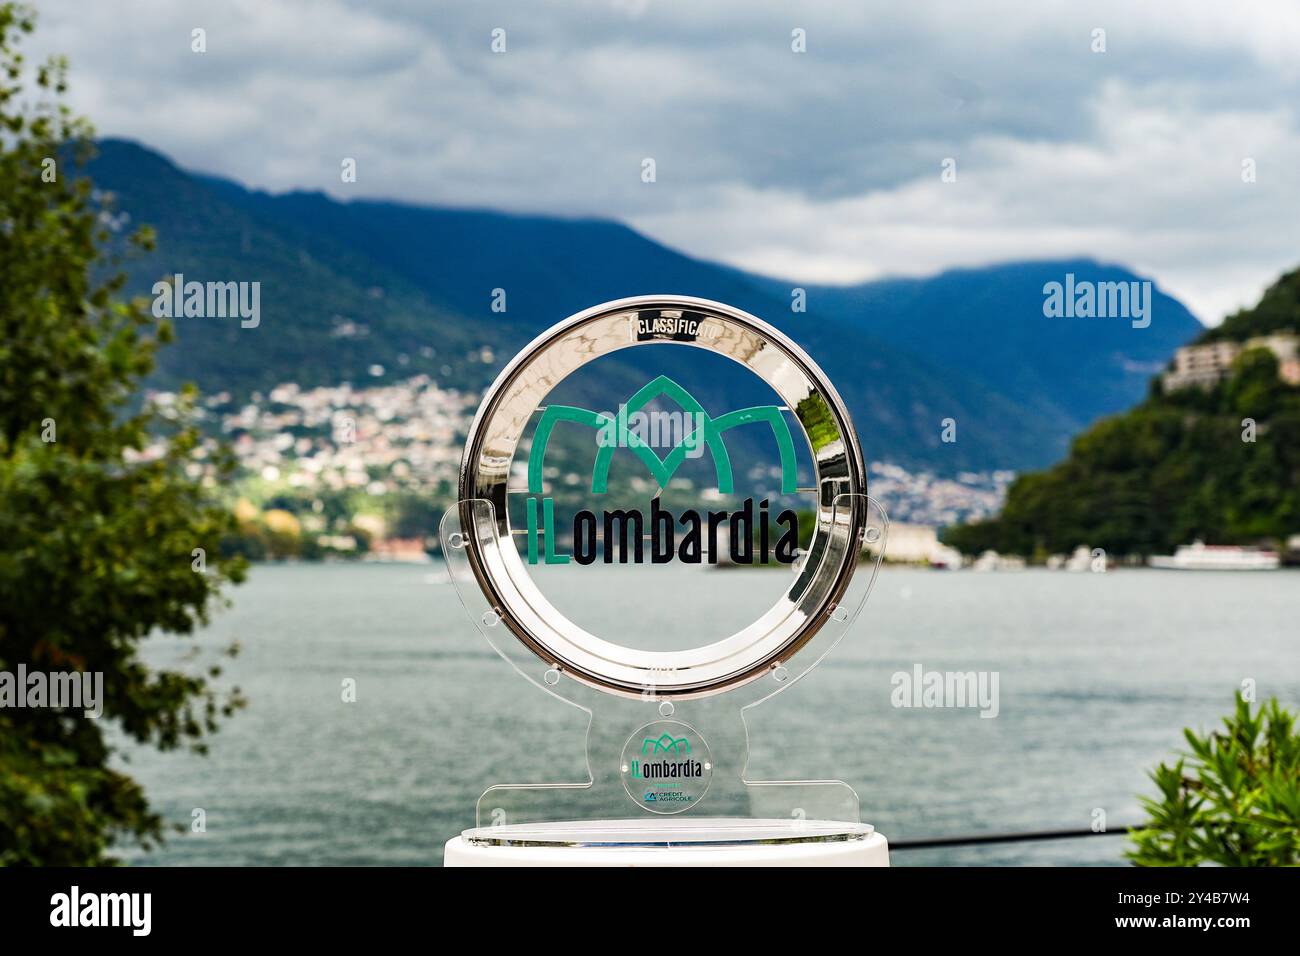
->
[1148,541,1279,571]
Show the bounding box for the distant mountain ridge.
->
[777,261,1193,428]
[85,138,1205,472]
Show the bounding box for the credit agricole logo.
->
[525,374,801,566]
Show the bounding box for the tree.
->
[1128,695,1300,867]
[944,269,1300,559]
[0,3,245,865]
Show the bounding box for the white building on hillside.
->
[1163,333,1300,391]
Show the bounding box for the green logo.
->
[528,375,797,496]
[525,376,801,566]
[622,720,712,812]
[642,732,691,755]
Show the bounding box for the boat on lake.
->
[1148,541,1280,571]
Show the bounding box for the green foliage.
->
[1128,695,1300,867]
[0,3,245,865]
[1200,266,1300,344]
[391,493,442,540]
[946,271,1300,556]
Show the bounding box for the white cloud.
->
[29,0,1300,323]
[630,82,1300,322]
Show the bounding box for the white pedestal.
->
[444,818,889,867]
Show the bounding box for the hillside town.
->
[146,336,1300,567]
[143,377,1016,561]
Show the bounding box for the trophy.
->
[441,296,890,866]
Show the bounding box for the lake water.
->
[118,562,1299,866]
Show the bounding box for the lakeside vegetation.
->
[1129,694,1300,867]
[0,5,244,864]
[946,269,1300,559]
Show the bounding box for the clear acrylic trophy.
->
[440,297,890,864]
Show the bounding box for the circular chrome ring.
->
[457,295,867,699]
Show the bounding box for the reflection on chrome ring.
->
[456,296,869,699]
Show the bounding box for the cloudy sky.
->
[34,0,1300,324]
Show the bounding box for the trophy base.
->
[444,818,889,867]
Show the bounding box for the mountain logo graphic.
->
[642,733,691,755]
[527,375,797,496]
[523,375,803,566]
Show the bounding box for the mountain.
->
[85,139,1204,472]
[781,261,1200,428]
[946,268,1300,556]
